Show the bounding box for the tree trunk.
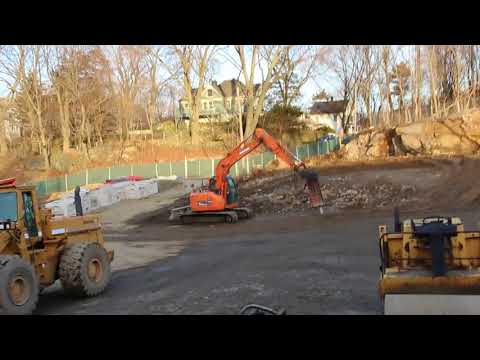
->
[190,105,200,144]
[35,109,50,168]
[415,45,422,122]
[428,46,439,118]
[80,103,88,154]
[0,108,8,155]
[244,95,256,138]
[55,93,71,153]
[238,100,244,142]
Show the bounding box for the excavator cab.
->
[207,175,239,205]
[226,176,239,205]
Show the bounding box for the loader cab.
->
[0,191,18,230]
[0,181,42,246]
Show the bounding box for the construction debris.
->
[239,172,419,215]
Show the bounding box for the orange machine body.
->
[189,128,304,213]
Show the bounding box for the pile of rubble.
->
[240,173,419,215]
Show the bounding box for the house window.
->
[209,101,214,109]
[203,102,207,110]
[208,89,213,97]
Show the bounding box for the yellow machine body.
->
[378,216,480,300]
[0,183,113,287]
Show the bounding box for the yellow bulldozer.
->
[0,178,114,315]
[379,208,480,315]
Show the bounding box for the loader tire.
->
[59,243,111,297]
[0,255,39,315]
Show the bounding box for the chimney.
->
[212,80,217,86]
[330,96,333,102]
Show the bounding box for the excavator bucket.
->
[297,170,324,208]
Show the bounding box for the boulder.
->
[341,130,390,160]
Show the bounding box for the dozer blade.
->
[384,294,480,315]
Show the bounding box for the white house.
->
[301,99,348,134]
[178,79,262,123]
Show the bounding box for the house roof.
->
[310,100,348,114]
[218,79,243,97]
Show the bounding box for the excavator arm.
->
[214,128,304,196]
[214,128,321,207]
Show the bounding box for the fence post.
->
[295,146,299,160]
[184,154,188,178]
[211,159,215,177]
[169,161,173,176]
[261,152,264,168]
[246,156,250,176]
[108,167,111,180]
[130,165,134,176]
[235,162,239,177]
[317,140,320,155]
[86,169,89,185]
[64,174,68,192]
[326,140,330,153]
[155,163,159,178]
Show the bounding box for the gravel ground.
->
[24,160,480,314]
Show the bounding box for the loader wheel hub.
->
[87,259,103,283]
[9,275,30,306]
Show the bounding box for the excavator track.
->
[232,207,253,219]
[170,207,239,224]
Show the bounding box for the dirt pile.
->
[340,109,480,160]
[240,172,419,215]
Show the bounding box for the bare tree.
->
[164,45,218,144]
[224,45,289,139]
[2,46,51,167]
[45,45,72,153]
[110,45,148,141]
[271,45,324,108]
[327,45,367,132]
[0,100,7,155]
[143,46,175,140]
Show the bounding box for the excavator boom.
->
[214,128,307,198]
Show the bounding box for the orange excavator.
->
[169,128,323,224]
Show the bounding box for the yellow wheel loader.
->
[379,208,480,315]
[0,178,114,315]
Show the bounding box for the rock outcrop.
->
[340,110,480,160]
